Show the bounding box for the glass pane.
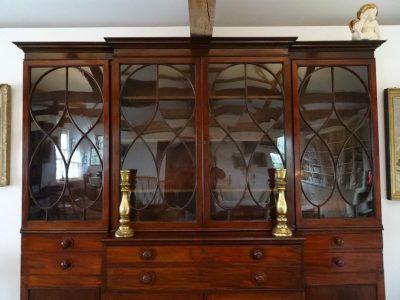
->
[120,64,196,222]
[299,66,374,218]
[334,67,369,129]
[209,63,285,221]
[210,64,245,97]
[29,66,104,221]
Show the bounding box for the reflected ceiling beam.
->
[188,0,216,38]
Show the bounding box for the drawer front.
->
[302,232,382,250]
[105,293,203,300]
[22,234,103,252]
[207,292,304,300]
[106,245,301,265]
[22,274,101,287]
[105,292,302,300]
[107,266,302,291]
[306,285,377,300]
[304,251,383,273]
[28,288,100,300]
[22,253,102,275]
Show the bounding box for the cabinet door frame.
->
[111,57,203,231]
[204,56,294,230]
[292,59,382,229]
[22,59,110,231]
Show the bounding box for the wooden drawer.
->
[105,292,303,300]
[306,285,377,300]
[304,250,383,273]
[301,232,382,250]
[28,288,100,300]
[208,292,304,300]
[105,293,203,300]
[106,245,301,265]
[22,234,103,252]
[22,274,101,287]
[107,265,302,291]
[22,252,102,275]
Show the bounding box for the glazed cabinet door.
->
[23,60,109,230]
[112,57,294,230]
[292,60,381,227]
[112,58,201,229]
[205,58,293,229]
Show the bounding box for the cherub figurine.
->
[349,3,381,40]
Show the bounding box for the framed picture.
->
[385,88,400,199]
[0,84,11,187]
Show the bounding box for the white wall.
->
[0,26,399,300]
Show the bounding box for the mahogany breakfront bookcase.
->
[16,37,385,300]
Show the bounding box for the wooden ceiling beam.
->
[188,0,216,38]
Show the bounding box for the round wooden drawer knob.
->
[333,257,345,267]
[59,260,71,270]
[333,236,344,247]
[252,249,264,260]
[253,272,266,284]
[139,272,155,284]
[141,249,155,260]
[60,239,73,249]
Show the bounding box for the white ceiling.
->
[1,0,399,28]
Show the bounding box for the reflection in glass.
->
[120,64,196,222]
[298,66,374,218]
[209,63,285,221]
[29,66,104,221]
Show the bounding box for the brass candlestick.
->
[115,169,136,238]
[272,168,292,237]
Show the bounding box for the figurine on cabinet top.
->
[349,3,381,40]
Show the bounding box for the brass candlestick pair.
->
[115,169,136,238]
[114,168,292,238]
[271,168,292,237]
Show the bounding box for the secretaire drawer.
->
[301,231,382,250]
[22,234,103,252]
[106,245,302,265]
[107,265,302,291]
[304,250,383,273]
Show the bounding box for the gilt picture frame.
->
[0,84,11,187]
[385,88,400,199]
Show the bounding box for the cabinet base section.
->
[305,272,385,300]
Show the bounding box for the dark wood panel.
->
[207,292,304,300]
[105,293,202,300]
[29,288,100,300]
[22,274,101,287]
[306,285,377,300]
